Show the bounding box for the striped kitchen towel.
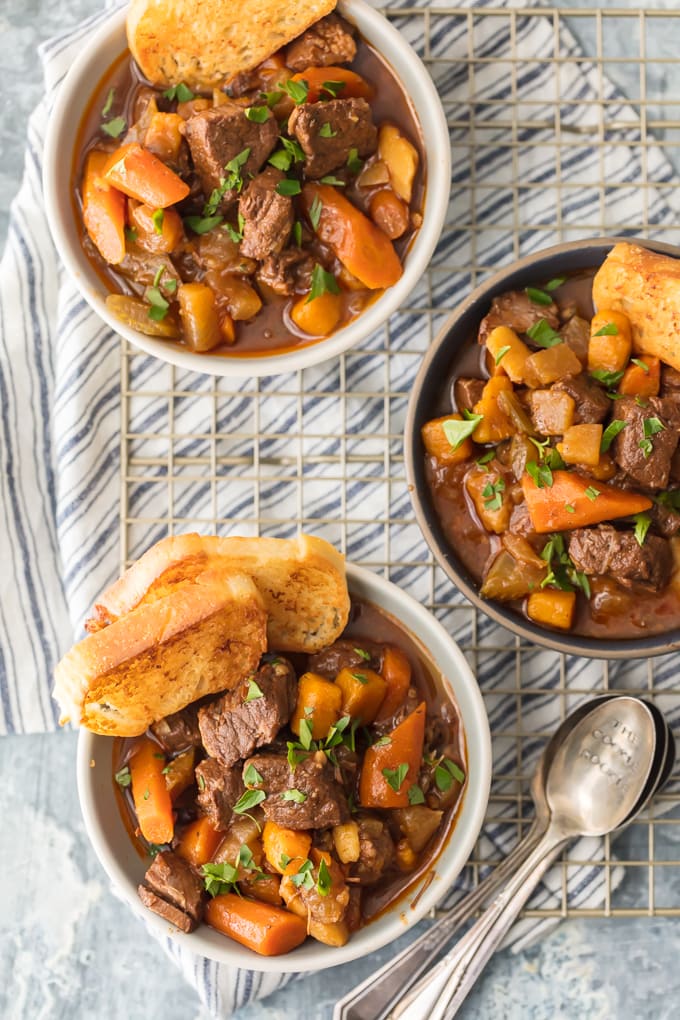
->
[2,0,680,1016]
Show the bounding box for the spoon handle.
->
[333,819,547,1020]
[390,828,567,1020]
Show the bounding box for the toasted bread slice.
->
[86,533,350,653]
[592,242,680,371]
[55,571,267,736]
[127,0,337,89]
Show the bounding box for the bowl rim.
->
[405,235,680,660]
[42,0,451,378]
[76,560,491,972]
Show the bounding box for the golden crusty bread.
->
[86,533,350,654]
[54,570,267,736]
[592,242,680,371]
[126,0,337,88]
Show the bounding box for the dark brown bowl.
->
[405,237,680,659]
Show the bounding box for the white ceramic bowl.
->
[43,0,450,377]
[77,561,491,972]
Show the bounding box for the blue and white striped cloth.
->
[3,0,680,1015]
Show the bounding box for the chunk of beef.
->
[453,377,485,414]
[257,248,314,296]
[238,167,294,260]
[288,98,377,179]
[649,501,680,538]
[198,658,297,768]
[245,752,350,829]
[508,501,535,538]
[138,886,196,933]
[478,290,560,345]
[286,13,356,71]
[661,364,680,396]
[568,525,671,592]
[559,314,591,364]
[307,637,383,678]
[552,374,610,425]
[611,396,680,490]
[150,705,201,754]
[139,850,205,931]
[184,105,278,204]
[352,816,395,885]
[195,758,245,831]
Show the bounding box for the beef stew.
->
[422,271,680,639]
[74,13,424,357]
[113,599,466,955]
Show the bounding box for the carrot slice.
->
[81,150,126,265]
[129,737,174,844]
[521,469,652,534]
[104,143,190,208]
[301,183,402,290]
[176,816,222,867]
[375,645,412,722]
[290,66,374,103]
[205,894,308,955]
[359,702,426,809]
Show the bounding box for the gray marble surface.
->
[3,1,680,1019]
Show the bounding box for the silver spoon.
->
[333,696,616,1020]
[391,695,661,1020]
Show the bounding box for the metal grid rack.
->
[119,6,680,920]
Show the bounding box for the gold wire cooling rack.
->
[118,6,680,920]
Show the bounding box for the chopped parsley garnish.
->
[591,369,624,387]
[124,227,138,243]
[525,286,553,306]
[290,859,315,889]
[564,503,575,514]
[101,88,115,117]
[233,789,266,814]
[197,773,206,791]
[259,89,284,108]
[281,788,307,803]
[319,175,345,186]
[143,789,150,800]
[631,358,649,373]
[495,344,511,365]
[540,533,591,597]
[163,82,195,102]
[145,285,170,322]
[276,178,302,196]
[434,758,465,791]
[202,861,238,896]
[101,116,126,139]
[298,717,314,750]
[600,419,627,452]
[114,766,131,788]
[354,646,371,661]
[351,671,368,684]
[268,137,305,172]
[320,80,346,98]
[203,147,251,214]
[526,460,554,488]
[482,477,505,511]
[408,784,426,805]
[382,763,409,792]
[245,105,270,123]
[244,678,264,702]
[293,221,303,247]
[151,208,164,234]
[594,321,619,336]
[633,512,652,547]
[639,416,665,458]
[223,221,244,243]
[584,485,601,501]
[281,78,309,104]
[526,318,562,348]
[545,276,566,291]
[319,122,337,138]
[307,263,340,303]
[441,413,483,451]
[316,858,332,896]
[309,195,323,231]
[373,736,391,748]
[184,214,224,235]
[476,449,495,466]
[243,763,264,788]
[656,490,680,510]
[347,147,363,174]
